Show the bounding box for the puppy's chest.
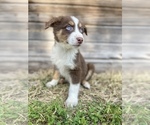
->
[50,46,78,74]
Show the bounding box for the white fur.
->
[83,81,90,89]
[46,79,59,88]
[50,42,78,81]
[67,16,84,46]
[65,83,80,107]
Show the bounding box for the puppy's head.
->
[45,16,87,47]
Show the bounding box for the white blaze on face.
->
[67,16,84,46]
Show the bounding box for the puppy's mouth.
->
[73,44,80,47]
[72,43,82,47]
[66,42,81,47]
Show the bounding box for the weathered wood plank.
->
[0,53,27,57]
[2,11,149,26]
[123,60,150,71]
[0,12,28,22]
[123,8,150,26]
[3,0,150,8]
[0,62,28,72]
[29,31,121,43]
[123,27,150,43]
[29,22,121,31]
[0,22,27,30]
[0,4,27,12]
[123,8,150,18]
[29,58,121,64]
[29,25,150,43]
[0,40,27,45]
[29,4,121,14]
[29,50,150,60]
[0,11,121,25]
[29,41,150,60]
[29,13,121,26]
[29,0,121,8]
[123,18,150,26]
[2,0,149,8]
[0,48,27,53]
[29,59,122,73]
[0,31,28,40]
[123,0,150,8]
[123,60,150,72]
[0,40,27,56]
[29,24,149,43]
[29,41,121,59]
[29,42,121,51]
[28,4,149,18]
[0,0,27,3]
[29,43,121,53]
[29,59,150,72]
[29,26,122,43]
[28,3,121,26]
[123,44,150,59]
[0,57,27,62]
[1,22,149,44]
[1,59,148,72]
[29,52,122,60]
[0,49,27,55]
[29,3,121,26]
[29,15,149,26]
[28,4,149,26]
[0,10,144,26]
[29,0,150,8]
[123,54,150,60]
[29,31,145,43]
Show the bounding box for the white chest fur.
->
[50,43,78,81]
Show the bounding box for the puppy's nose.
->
[76,37,83,44]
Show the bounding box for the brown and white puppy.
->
[45,16,94,107]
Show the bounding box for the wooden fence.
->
[29,0,122,72]
[0,0,27,72]
[0,0,149,72]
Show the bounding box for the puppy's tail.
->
[85,63,95,81]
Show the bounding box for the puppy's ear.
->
[45,16,62,29]
[84,26,88,35]
[81,22,88,35]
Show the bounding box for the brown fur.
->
[46,16,94,87]
[69,52,95,85]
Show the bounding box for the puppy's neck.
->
[51,40,79,70]
[54,41,79,52]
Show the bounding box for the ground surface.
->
[0,69,149,125]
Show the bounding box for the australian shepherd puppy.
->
[45,16,95,107]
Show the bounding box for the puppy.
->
[45,16,95,107]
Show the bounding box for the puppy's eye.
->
[66,25,74,32]
[79,28,84,33]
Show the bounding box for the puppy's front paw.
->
[65,96,78,108]
[46,79,58,88]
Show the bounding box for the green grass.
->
[122,103,150,125]
[0,100,27,125]
[28,99,122,125]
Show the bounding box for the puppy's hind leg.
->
[82,63,95,89]
[46,69,60,88]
